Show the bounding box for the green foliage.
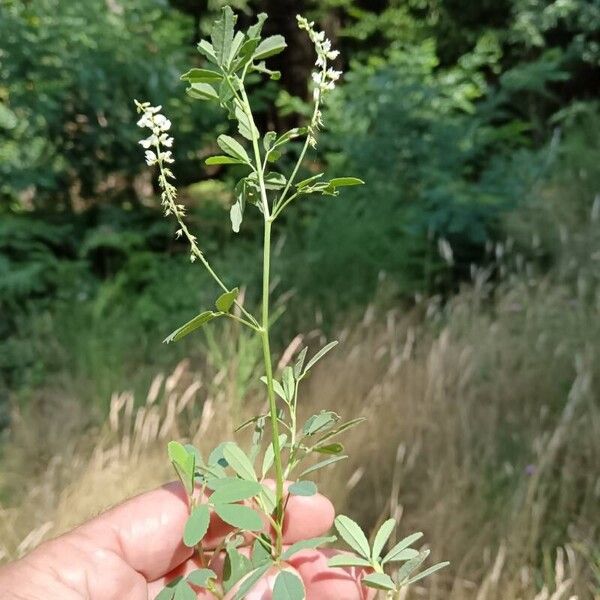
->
[0,0,217,206]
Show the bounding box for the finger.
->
[72,481,194,581]
[289,549,375,600]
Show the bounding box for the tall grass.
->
[1,249,599,597]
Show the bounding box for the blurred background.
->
[0,0,599,597]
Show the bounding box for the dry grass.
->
[1,266,599,598]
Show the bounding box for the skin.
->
[0,482,372,600]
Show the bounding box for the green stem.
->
[260,217,285,556]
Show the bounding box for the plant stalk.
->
[260,217,285,556]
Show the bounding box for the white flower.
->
[160,151,174,163]
[139,134,158,149]
[144,150,157,166]
[159,133,174,147]
[154,114,171,131]
[327,50,340,60]
[137,113,153,128]
[312,71,322,84]
[327,69,342,81]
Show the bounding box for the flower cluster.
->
[134,100,200,262]
[296,16,342,147]
[135,101,174,167]
[296,15,341,101]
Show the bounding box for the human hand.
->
[0,482,372,599]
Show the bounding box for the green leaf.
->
[251,537,273,567]
[235,103,259,141]
[205,155,246,165]
[282,366,295,402]
[208,442,230,468]
[247,13,267,39]
[215,287,239,313]
[264,172,287,190]
[186,83,219,102]
[214,503,263,531]
[281,536,336,560]
[187,568,217,588]
[253,35,287,61]
[315,418,367,445]
[181,68,222,84]
[228,31,245,67]
[183,504,210,547]
[224,545,255,594]
[296,174,324,189]
[334,515,371,559]
[167,441,195,495]
[372,518,396,561]
[217,134,250,164]
[327,554,372,568]
[173,580,197,600]
[163,311,218,344]
[253,61,281,80]
[155,577,182,600]
[288,481,317,497]
[232,565,270,600]
[263,131,277,152]
[302,411,339,436]
[211,6,237,66]
[273,570,305,600]
[382,532,423,565]
[197,40,218,63]
[259,483,277,514]
[404,561,450,585]
[294,347,308,378]
[329,177,365,188]
[394,550,429,584]
[259,376,287,401]
[209,479,262,504]
[313,443,344,455]
[235,37,261,69]
[362,573,396,591]
[223,442,257,481]
[299,455,347,477]
[303,341,338,374]
[230,197,244,233]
